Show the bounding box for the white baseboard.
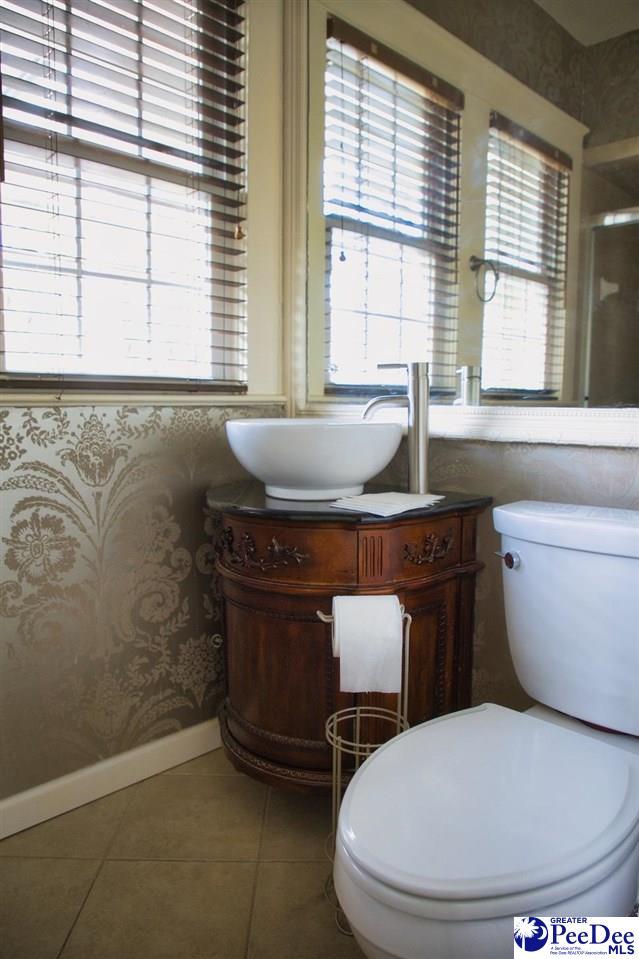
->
[0,718,221,840]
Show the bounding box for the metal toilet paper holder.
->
[317,605,413,859]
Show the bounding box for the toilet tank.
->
[493,501,639,736]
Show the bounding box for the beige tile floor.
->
[0,750,364,959]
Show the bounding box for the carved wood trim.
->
[219,526,310,572]
[406,598,448,714]
[408,600,440,619]
[217,558,482,595]
[225,699,328,751]
[359,533,384,580]
[219,704,335,787]
[403,529,455,566]
[434,602,449,714]
[224,595,325,623]
[453,573,477,709]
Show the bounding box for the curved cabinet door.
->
[214,504,487,791]
[223,580,352,772]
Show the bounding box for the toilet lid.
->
[338,704,639,901]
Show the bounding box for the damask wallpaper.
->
[0,403,282,798]
[405,0,583,119]
[582,31,639,147]
[383,438,639,710]
[2,409,637,798]
[406,0,639,147]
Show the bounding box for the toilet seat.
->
[338,704,639,915]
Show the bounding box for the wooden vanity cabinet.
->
[211,489,491,791]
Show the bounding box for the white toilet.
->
[334,501,639,959]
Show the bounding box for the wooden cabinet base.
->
[219,701,334,792]
[209,485,491,794]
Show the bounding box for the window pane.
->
[326,227,456,388]
[481,124,569,394]
[482,274,550,391]
[0,139,245,381]
[0,0,247,386]
[323,37,460,392]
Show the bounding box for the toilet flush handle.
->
[495,550,521,569]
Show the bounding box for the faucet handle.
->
[377,362,429,377]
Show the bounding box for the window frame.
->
[0,0,284,401]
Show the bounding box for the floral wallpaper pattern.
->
[406,0,639,148]
[2,408,637,798]
[0,403,281,798]
[405,0,583,119]
[582,31,639,147]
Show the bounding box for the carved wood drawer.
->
[358,516,461,585]
[217,517,358,586]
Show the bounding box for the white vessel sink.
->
[226,418,402,500]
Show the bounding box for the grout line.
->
[243,785,271,959]
[92,856,264,863]
[54,782,138,959]
[0,852,112,862]
[0,853,329,863]
[0,854,330,863]
[100,778,141,862]
[55,858,106,959]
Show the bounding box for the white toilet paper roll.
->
[332,595,403,693]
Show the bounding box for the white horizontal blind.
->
[323,21,461,393]
[0,0,247,388]
[481,116,570,395]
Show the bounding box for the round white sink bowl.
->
[226,418,403,500]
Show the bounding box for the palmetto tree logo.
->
[514,917,549,951]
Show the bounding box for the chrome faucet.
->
[362,361,430,494]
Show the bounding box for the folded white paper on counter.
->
[331,491,445,517]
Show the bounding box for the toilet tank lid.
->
[493,501,639,557]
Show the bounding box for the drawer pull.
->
[404,530,454,566]
[220,527,310,571]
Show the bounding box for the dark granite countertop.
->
[206,481,492,524]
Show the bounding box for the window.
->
[0,0,247,390]
[322,18,462,395]
[481,113,571,396]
